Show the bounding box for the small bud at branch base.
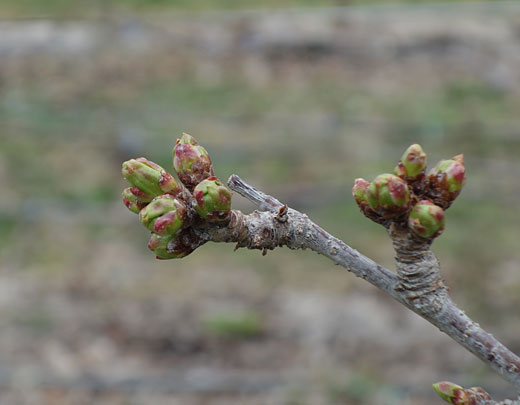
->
[148,233,189,260]
[408,200,445,239]
[193,176,232,222]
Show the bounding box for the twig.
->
[217,175,520,404]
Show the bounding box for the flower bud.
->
[394,143,427,180]
[128,186,154,203]
[173,133,214,190]
[432,381,466,404]
[366,174,410,217]
[139,195,187,235]
[147,233,189,260]
[427,154,466,208]
[352,178,370,206]
[122,157,180,198]
[122,187,147,214]
[193,176,232,222]
[408,200,445,239]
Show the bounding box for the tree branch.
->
[222,174,520,404]
[122,137,519,404]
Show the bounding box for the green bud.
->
[127,186,154,203]
[122,187,147,214]
[173,133,214,190]
[427,154,466,208]
[429,155,466,193]
[193,176,232,222]
[147,233,189,260]
[366,174,410,217]
[139,195,187,235]
[432,382,466,404]
[122,157,180,198]
[394,143,427,180]
[352,178,370,206]
[408,200,445,239]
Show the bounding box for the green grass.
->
[323,372,408,405]
[203,312,264,339]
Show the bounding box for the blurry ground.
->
[1,2,520,404]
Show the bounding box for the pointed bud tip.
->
[452,154,464,163]
[135,157,163,171]
[404,143,424,154]
[179,132,199,145]
[121,159,135,176]
[353,178,369,186]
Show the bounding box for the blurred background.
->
[1,1,520,404]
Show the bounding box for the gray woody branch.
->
[193,174,520,405]
[122,135,519,404]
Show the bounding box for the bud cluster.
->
[122,133,232,259]
[352,143,465,240]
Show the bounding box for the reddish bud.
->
[122,158,180,199]
[352,178,370,206]
[427,155,466,208]
[147,233,190,260]
[173,133,214,190]
[366,174,411,217]
[139,195,187,235]
[193,176,232,222]
[408,200,445,239]
[394,143,427,180]
[128,186,153,203]
[432,382,466,404]
[122,187,147,214]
